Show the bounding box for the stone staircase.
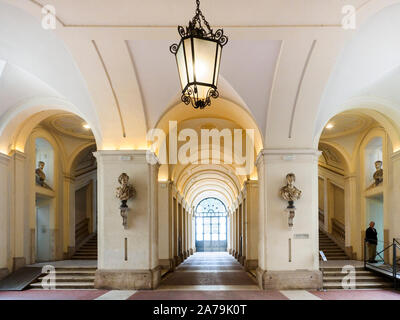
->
[71,234,97,260]
[319,231,348,260]
[321,266,393,289]
[29,266,96,289]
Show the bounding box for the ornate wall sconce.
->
[280,173,302,228]
[116,173,136,229]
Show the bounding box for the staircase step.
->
[54,267,96,271]
[323,276,391,283]
[30,282,94,289]
[37,276,95,282]
[323,271,372,276]
[323,282,392,289]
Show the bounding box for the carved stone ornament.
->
[280,173,302,227]
[116,173,136,229]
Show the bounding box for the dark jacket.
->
[366,227,378,245]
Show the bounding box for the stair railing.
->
[364,238,400,290]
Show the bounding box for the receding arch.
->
[314,106,400,153]
[0,98,101,155]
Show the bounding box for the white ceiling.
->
[1,0,400,154]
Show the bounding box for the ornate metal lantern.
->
[170,0,228,109]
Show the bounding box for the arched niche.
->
[360,129,387,255]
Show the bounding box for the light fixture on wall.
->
[326,123,334,129]
[170,0,228,109]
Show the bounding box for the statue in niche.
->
[116,173,136,228]
[35,161,52,189]
[367,161,383,189]
[280,173,302,227]
[373,160,383,186]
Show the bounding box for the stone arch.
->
[0,98,101,155]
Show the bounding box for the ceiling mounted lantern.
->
[170,0,228,109]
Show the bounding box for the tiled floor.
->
[1,253,400,300]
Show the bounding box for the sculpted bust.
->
[373,160,383,186]
[280,173,302,205]
[116,173,136,207]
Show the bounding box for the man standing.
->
[366,221,378,263]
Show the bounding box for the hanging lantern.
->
[170,0,228,109]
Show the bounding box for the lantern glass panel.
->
[214,44,222,86]
[176,43,188,90]
[193,38,217,85]
[183,38,194,84]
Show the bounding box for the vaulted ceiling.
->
[1,0,400,162]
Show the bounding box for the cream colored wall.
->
[244,181,259,268]
[257,149,320,272]
[95,150,159,270]
[333,185,345,224]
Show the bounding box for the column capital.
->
[158,180,172,188]
[0,153,11,166]
[391,150,400,162]
[63,173,75,183]
[10,150,26,161]
[256,148,321,167]
[94,150,160,167]
[244,179,259,187]
[344,173,357,180]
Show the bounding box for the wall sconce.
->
[116,173,136,229]
[280,173,302,227]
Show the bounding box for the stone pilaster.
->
[256,149,322,290]
[0,153,11,276]
[94,150,160,290]
[388,151,400,241]
[244,180,259,271]
[10,151,27,271]
[63,174,75,258]
[158,180,174,271]
[344,173,357,259]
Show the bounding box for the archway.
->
[317,109,400,263]
[194,197,228,252]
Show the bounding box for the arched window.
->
[195,198,227,252]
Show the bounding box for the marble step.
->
[323,252,347,256]
[323,276,391,283]
[37,276,95,282]
[323,271,372,276]
[321,257,350,260]
[50,271,96,276]
[30,282,94,289]
[322,267,365,272]
[53,267,97,270]
[323,282,392,289]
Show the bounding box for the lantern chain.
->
[193,0,213,35]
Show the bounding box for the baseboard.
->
[95,266,161,290]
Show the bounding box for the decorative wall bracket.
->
[116,173,136,229]
[285,202,296,228]
[280,173,302,228]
